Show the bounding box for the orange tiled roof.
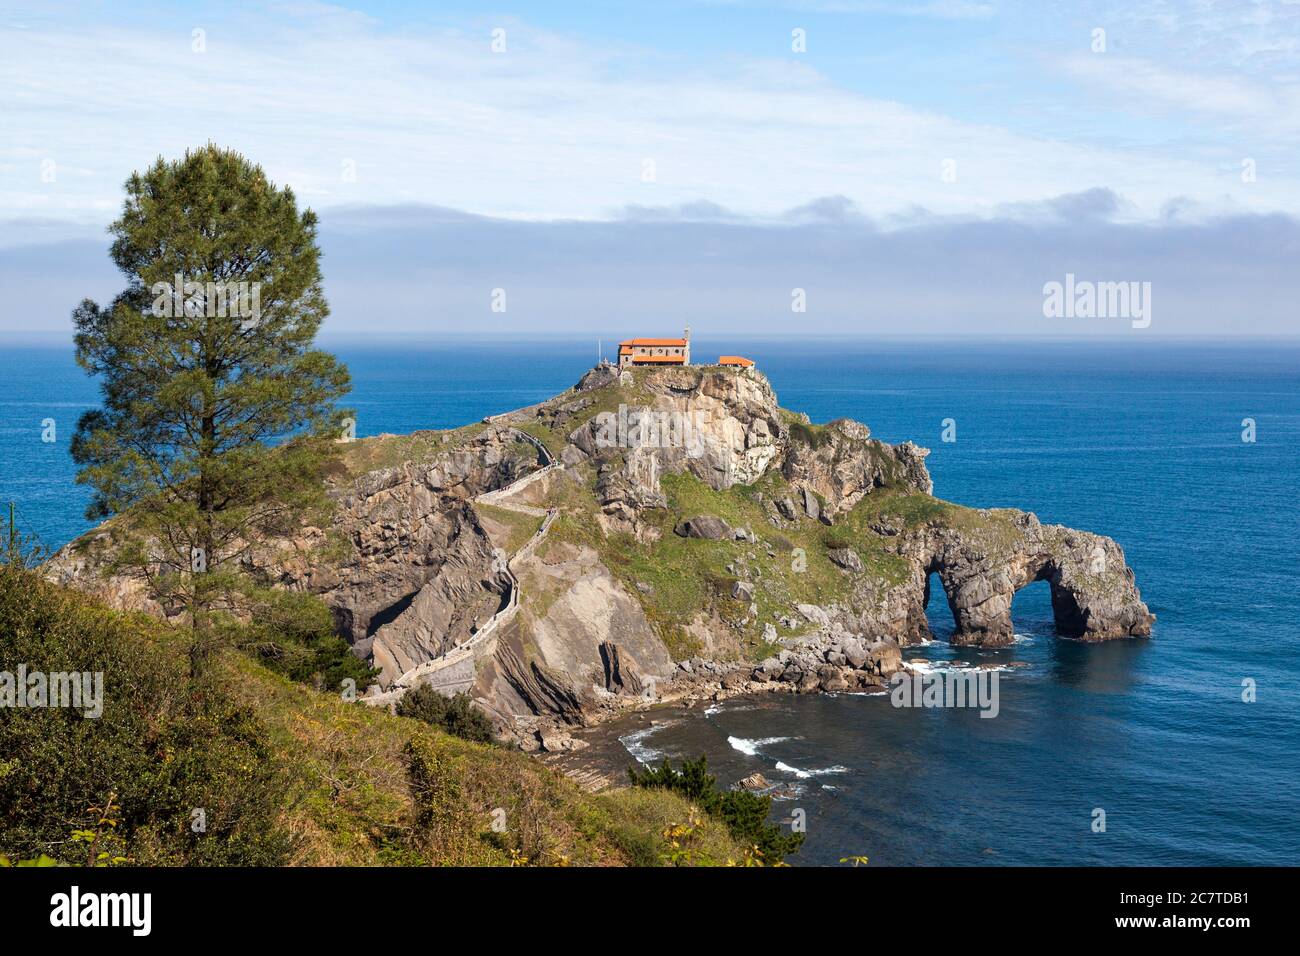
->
[620,338,687,347]
[629,354,687,364]
[719,355,755,367]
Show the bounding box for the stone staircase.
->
[363,428,558,708]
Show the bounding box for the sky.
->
[1,0,1297,339]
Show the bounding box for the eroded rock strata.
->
[47,363,1153,747]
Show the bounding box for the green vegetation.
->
[474,501,546,554]
[70,144,351,679]
[336,423,489,479]
[0,563,292,866]
[786,419,831,449]
[396,686,497,744]
[238,587,378,693]
[544,466,908,660]
[0,563,741,867]
[628,755,803,864]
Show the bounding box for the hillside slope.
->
[0,563,742,866]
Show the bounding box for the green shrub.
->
[0,564,293,865]
[397,686,497,744]
[239,588,379,694]
[823,531,856,551]
[787,421,830,449]
[628,755,803,863]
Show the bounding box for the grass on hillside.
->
[0,565,744,867]
[473,502,546,555]
[537,451,1018,663]
[220,652,744,866]
[335,423,491,479]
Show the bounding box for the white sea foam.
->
[774,760,847,779]
[906,659,1016,676]
[619,722,677,764]
[727,735,794,756]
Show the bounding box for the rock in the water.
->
[866,639,903,676]
[796,673,822,694]
[736,772,771,792]
[820,671,849,693]
[538,730,587,752]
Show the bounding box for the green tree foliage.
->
[236,587,378,694]
[396,685,498,744]
[70,144,351,678]
[0,563,292,865]
[628,755,803,862]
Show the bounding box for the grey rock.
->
[841,637,868,669]
[802,487,820,521]
[828,547,863,572]
[795,603,831,627]
[674,515,733,540]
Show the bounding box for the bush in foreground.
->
[629,755,803,863]
[396,685,497,744]
[0,563,292,865]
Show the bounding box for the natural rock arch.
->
[913,525,1152,648]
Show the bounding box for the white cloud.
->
[1059,53,1293,123]
[704,0,997,17]
[1,4,1296,237]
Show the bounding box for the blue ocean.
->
[2,337,1297,866]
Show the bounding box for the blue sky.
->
[0,0,1297,336]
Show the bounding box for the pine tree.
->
[71,144,351,678]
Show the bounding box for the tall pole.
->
[7,501,14,556]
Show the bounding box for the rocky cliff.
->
[47,363,1154,747]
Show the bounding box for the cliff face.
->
[47,364,1153,742]
[46,425,541,687]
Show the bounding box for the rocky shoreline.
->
[511,629,916,756]
[47,361,1153,759]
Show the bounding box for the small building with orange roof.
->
[619,328,691,366]
[614,329,756,370]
